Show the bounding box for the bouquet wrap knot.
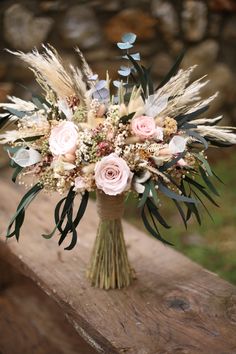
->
[87,191,133,290]
[96,191,125,220]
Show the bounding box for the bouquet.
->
[1,33,236,290]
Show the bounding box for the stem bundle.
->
[87,191,133,289]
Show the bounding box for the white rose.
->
[49,121,78,156]
[95,153,133,195]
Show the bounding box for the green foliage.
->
[6,183,43,240]
[176,105,209,128]
[43,189,89,250]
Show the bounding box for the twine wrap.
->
[87,191,134,289]
[96,191,125,221]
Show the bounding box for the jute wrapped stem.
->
[87,191,133,289]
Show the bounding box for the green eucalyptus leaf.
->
[7,108,27,118]
[191,189,214,222]
[123,53,140,61]
[194,153,212,176]
[176,105,209,127]
[122,32,137,44]
[149,180,159,206]
[185,176,219,207]
[199,166,220,196]
[147,198,170,229]
[141,205,172,245]
[172,199,187,229]
[185,130,208,150]
[73,191,89,228]
[117,42,133,50]
[6,183,43,240]
[119,112,135,124]
[158,182,197,204]
[138,182,150,208]
[0,113,11,129]
[12,165,23,183]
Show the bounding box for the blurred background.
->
[0,0,236,285]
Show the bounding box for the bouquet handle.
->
[87,191,134,290]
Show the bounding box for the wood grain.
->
[0,169,236,354]
[0,259,96,354]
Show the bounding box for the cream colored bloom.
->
[49,121,78,155]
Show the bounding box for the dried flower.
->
[95,153,133,195]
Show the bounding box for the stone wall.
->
[0,0,236,124]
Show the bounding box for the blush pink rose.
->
[131,115,162,140]
[177,158,188,167]
[49,121,78,156]
[73,176,86,191]
[95,153,133,195]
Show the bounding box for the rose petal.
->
[169,136,187,154]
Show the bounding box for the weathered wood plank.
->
[0,169,236,354]
[0,259,96,354]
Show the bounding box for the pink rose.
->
[177,158,188,167]
[49,121,78,156]
[131,115,163,140]
[73,176,86,191]
[95,153,133,195]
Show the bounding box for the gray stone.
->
[169,40,184,55]
[0,62,7,80]
[105,8,157,42]
[182,0,207,42]
[182,40,219,80]
[6,56,34,82]
[208,14,222,37]
[0,82,13,102]
[59,5,102,49]
[3,4,54,50]
[40,1,68,12]
[85,48,111,62]
[201,63,234,115]
[134,43,157,58]
[223,16,236,42]
[232,108,236,125]
[152,52,174,78]
[151,0,179,36]
[92,0,121,11]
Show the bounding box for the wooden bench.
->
[0,168,236,354]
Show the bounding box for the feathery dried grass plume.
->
[0,96,39,130]
[8,45,87,102]
[157,66,218,118]
[75,47,95,86]
[0,96,36,112]
[194,125,236,145]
